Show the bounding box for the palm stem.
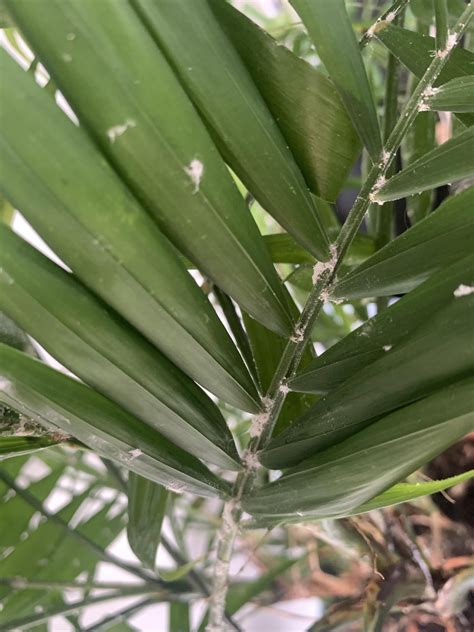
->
[206,4,474,629]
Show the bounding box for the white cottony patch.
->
[453,284,474,297]
[369,175,387,205]
[380,150,391,167]
[184,159,204,193]
[319,287,331,303]
[0,377,12,391]
[242,450,260,470]
[106,119,136,143]
[279,384,290,395]
[290,326,305,343]
[383,345,392,352]
[418,102,430,112]
[249,412,269,438]
[166,480,186,494]
[423,86,439,97]
[312,243,338,284]
[385,10,396,23]
[126,448,143,461]
[436,31,458,58]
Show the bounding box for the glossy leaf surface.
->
[6,0,293,337]
[0,45,259,414]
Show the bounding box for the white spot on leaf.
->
[453,284,474,297]
[184,159,204,193]
[106,119,136,143]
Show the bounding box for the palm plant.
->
[0,0,473,630]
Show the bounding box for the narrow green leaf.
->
[127,473,169,570]
[208,0,361,202]
[247,470,474,528]
[0,226,239,470]
[169,603,190,632]
[0,49,259,413]
[0,344,229,499]
[289,0,381,160]
[376,127,474,201]
[263,288,474,468]
[0,312,35,355]
[264,232,374,267]
[0,436,58,461]
[344,470,474,517]
[375,24,474,126]
[291,254,474,394]
[7,0,293,337]
[426,76,474,111]
[159,557,204,582]
[132,0,330,261]
[333,186,474,299]
[405,110,437,223]
[244,378,474,518]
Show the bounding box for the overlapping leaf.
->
[262,285,474,468]
[289,0,381,160]
[127,473,169,569]
[0,49,259,413]
[0,228,239,470]
[293,254,474,393]
[131,0,329,261]
[375,24,474,126]
[333,186,474,299]
[244,378,474,518]
[6,0,293,337]
[426,76,474,111]
[248,470,474,528]
[209,0,360,202]
[376,127,474,201]
[0,345,229,498]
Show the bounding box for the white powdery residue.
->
[0,267,14,286]
[279,383,290,395]
[312,243,338,285]
[106,118,136,143]
[423,86,439,97]
[184,159,204,193]
[249,412,269,438]
[380,150,391,167]
[290,326,305,343]
[0,377,12,391]
[383,344,392,352]
[261,396,273,410]
[166,480,186,494]
[436,31,458,58]
[369,175,387,205]
[319,287,331,303]
[127,448,143,460]
[242,450,260,470]
[453,284,474,298]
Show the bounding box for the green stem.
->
[82,597,157,632]
[0,578,153,591]
[206,4,474,630]
[0,590,176,632]
[375,7,405,311]
[434,0,449,50]
[359,0,410,49]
